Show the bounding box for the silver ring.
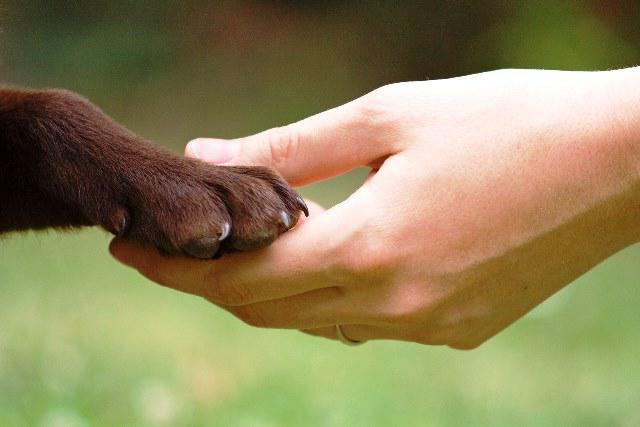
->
[335,324,365,346]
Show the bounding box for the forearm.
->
[0,90,90,232]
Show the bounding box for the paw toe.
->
[183,236,221,259]
[230,227,280,252]
[105,206,130,237]
[181,221,232,259]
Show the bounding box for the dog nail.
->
[296,196,309,217]
[219,222,231,241]
[279,210,292,229]
[119,215,130,237]
[110,207,130,237]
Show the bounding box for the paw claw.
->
[296,196,309,217]
[119,216,130,236]
[183,237,221,259]
[219,222,231,241]
[279,210,292,230]
[109,207,130,237]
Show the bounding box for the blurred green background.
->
[1,1,640,426]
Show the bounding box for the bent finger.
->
[203,193,370,306]
[219,286,366,330]
[109,239,213,296]
[108,198,333,301]
[302,323,451,346]
[187,96,399,186]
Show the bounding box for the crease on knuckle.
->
[355,83,407,135]
[204,272,253,306]
[264,125,301,172]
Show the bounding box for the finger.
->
[202,191,372,306]
[219,286,362,330]
[186,97,399,186]
[302,323,452,345]
[108,196,362,305]
[107,198,326,296]
[109,238,213,297]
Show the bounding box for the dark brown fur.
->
[0,88,307,258]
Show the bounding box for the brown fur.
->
[0,88,307,258]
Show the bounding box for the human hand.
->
[110,68,640,349]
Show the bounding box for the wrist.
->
[529,68,640,248]
[591,68,640,244]
[597,67,640,176]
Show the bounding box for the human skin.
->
[110,68,640,349]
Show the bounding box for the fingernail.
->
[187,138,240,164]
[186,139,201,158]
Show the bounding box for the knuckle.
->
[379,290,432,326]
[328,234,398,283]
[355,82,418,136]
[204,274,253,306]
[356,84,402,131]
[264,125,301,171]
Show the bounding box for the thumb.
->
[186,97,397,187]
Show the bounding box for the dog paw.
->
[15,88,306,258]
[106,160,307,259]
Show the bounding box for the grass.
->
[1,175,639,426]
[2,3,640,422]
